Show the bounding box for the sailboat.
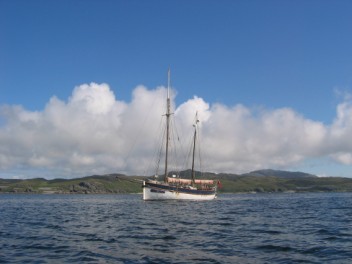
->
[142,70,217,200]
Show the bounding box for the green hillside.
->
[0,174,142,194]
[1,170,352,194]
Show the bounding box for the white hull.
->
[143,181,217,200]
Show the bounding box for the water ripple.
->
[1,193,352,263]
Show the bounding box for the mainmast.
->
[164,68,171,182]
[191,112,199,185]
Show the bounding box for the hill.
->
[0,174,143,194]
[243,169,317,178]
[1,170,352,194]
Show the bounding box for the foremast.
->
[191,112,199,185]
[164,69,171,182]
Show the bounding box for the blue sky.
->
[1,0,352,179]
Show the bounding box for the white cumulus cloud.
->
[1,82,352,179]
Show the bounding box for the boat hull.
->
[143,181,216,200]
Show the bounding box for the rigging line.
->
[193,113,203,176]
[172,115,186,174]
[168,119,175,173]
[156,123,167,175]
[143,115,164,177]
[172,115,183,149]
[187,113,201,179]
[197,121,210,177]
[198,120,208,177]
[169,117,182,175]
[149,116,166,176]
[197,125,203,177]
[181,127,194,177]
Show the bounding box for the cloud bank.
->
[1,83,352,179]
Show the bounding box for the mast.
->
[191,112,199,185]
[164,68,171,182]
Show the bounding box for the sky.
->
[1,0,352,179]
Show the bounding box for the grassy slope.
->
[0,174,142,194]
[1,173,352,194]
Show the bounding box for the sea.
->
[1,193,352,264]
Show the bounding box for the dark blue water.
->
[1,193,352,263]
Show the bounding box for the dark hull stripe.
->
[144,182,216,196]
